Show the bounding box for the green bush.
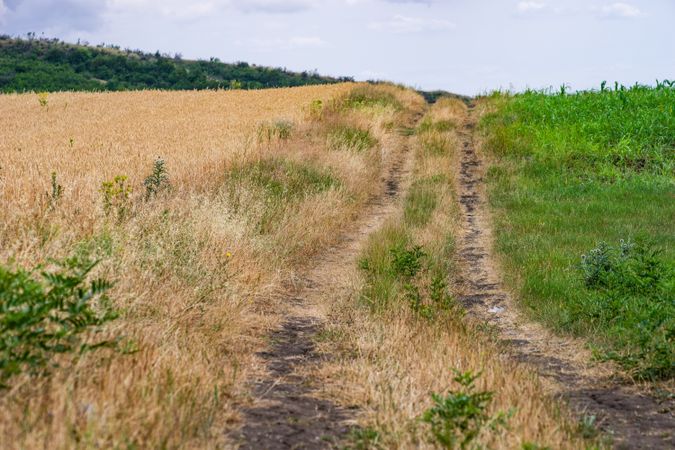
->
[577,240,674,379]
[421,370,511,449]
[0,257,117,387]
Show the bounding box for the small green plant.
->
[421,370,511,449]
[309,99,324,120]
[0,257,118,387]
[143,157,170,200]
[348,427,382,450]
[391,245,426,278]
[405,282,433,319]
[229,79,242,90]
[521,443,552,450]
[577,415,599,439]
[100,175,132,220]
[37,91,48,107]
[47,171,63,207]
[258,120,294,143]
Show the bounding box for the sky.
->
[0,0,673,95]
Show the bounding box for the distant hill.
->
[0,36,353,93]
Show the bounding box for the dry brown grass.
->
[313,98,590,449]
[0,83,425,449]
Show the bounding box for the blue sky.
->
[1,0,673,95]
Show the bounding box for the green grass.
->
[403,176,446,227]
[481,84,675,379]
[359,175,455,317]
[342,85,402,110]
[417,117,456,134]
[327,125,377,152]
[227,158,340,233]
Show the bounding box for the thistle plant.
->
[143,157,170,200]
[47,171,63,208]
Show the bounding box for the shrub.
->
[0,257,117,387]
[578,239,674,379]
[421,370,511,449]
[580,239,665,294]
[143,157,170,200]
[391,244,426,279]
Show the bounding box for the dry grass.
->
[0,83,424,449]
[314,98,590,449]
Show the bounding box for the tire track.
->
[233,132,415,449]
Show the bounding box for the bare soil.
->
[232,134,414,449]
[455,105,674,449]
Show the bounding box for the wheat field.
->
[0,83,403,448]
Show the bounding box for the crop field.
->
[0,81,673,449]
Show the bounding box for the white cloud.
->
[597,2,643,18]
[516,1,546,13]
[369,14,454,33]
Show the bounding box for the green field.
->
[481,83,675,379]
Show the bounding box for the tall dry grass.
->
[0,83,422,448]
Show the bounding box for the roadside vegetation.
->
[479,83,675,380]
[0,83,422,448]
[316,98,589,449]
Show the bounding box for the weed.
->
[100,175,132,221]
[47,171,63,208]
[258,120,294,143]
[390,245,425,279]
[309,99,324,120]
[421,370,511,449]
[348,427,382,450]
[37,92,48,107]
[521,443,552,450]
[143,157,170,200]
[0,256,117,387]
[577,415,599,439]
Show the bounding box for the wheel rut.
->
[233,136,414,449]
[455,104,674,449]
